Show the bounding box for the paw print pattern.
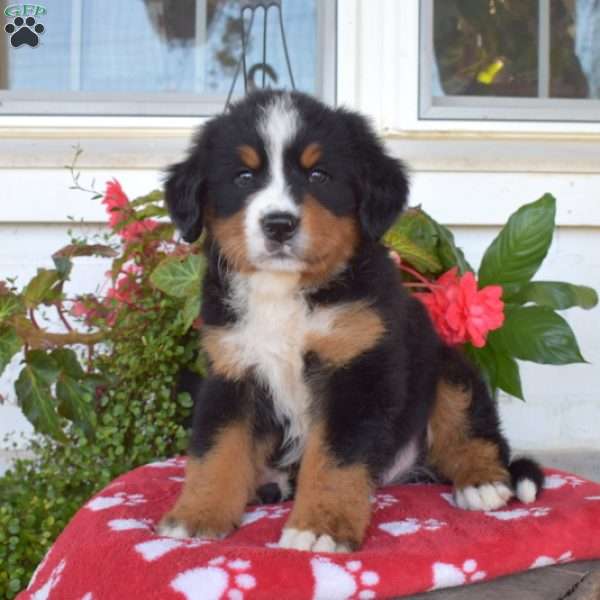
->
[108,518,153,531]
[311,557,380,600]
[585,496,600,501]
[135,537,209,562]
[371,493,398,511]
[170,556,256,600]
[530,550,573,569]
[544,474,585,489]
[485,506,550,521]
[146,457,186,469]
[430,559,486,590]
[240,504,290,526]
[5,16,44,48]
[85,491,146,511]
[30,559,66,600]
[379,517,447,537]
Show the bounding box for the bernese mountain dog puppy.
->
[157,90,543,552]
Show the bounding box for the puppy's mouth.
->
[255,239,305,269]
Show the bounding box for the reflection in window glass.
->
[432,0,599,99]
[1,0,319,96]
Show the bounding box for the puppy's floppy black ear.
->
[164,134,209,243]
[344,111,409,241]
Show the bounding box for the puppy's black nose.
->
[260,212,299,243]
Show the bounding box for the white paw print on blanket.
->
[585,496,600,501]
[530,550,573,569]
[430,559,486,590]
[544,474,585,489]
[371,493,398,511]
[85,491,146,511]
[31,559,66,600]
[108,518,153,531]
[170,556,256,600]
[146,457,186,469]
[311,557,380,600]
[440,492,457,508]
[135,536,209,562]
[379,517,446,537]
[485,506,550,521]
[240,505,290,526]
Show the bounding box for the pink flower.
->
[101,180,129,229]
[415,267,504,348]
[120,219,159,242]
[106,263,142,305]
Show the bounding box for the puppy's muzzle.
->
[261,212,299,244]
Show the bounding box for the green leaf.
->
[492,347,524,400]
[384,230,442,273]
[0,294,24,324]
[150,254,206,298]
[0,327,21,376]
[507,281,598,311]
[22,269,63,308]
[478,194,556,287]
[464,343,497,396]
[56,375,97,440]
[391,209,439,254]
[15,352,66,443]
[488,305,585,365]
[181,294,201,332]
[128,189,164,208]
[51,348,85,379]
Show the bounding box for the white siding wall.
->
[1,141,599,454]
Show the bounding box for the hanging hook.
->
[224,0,296,111]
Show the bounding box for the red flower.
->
[415,267,504,348]
[120,219,159,242]
[102,180,129,229]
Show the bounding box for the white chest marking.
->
[224,272,334,465]
[380,437,420,485]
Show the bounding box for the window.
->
[419,0,600,121]
[0,0,336,117]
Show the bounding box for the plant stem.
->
[55,303,73,332]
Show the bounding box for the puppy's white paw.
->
[279,528,351,553]
[454,482,513,511]
[156,520,191,539]
[516,478,538,504]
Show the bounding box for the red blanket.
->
[19,458,600,600]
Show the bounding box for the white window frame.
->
[0,0,337,123]
[419,0,600,123]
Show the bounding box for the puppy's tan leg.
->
[428,380,512,511]
[158,421,254,538]
[279,424,373,552]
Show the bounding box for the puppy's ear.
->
[164,133,210,243]
[344,111,409,241]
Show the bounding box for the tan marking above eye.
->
[237,145,261,170]
[300,143,322,169]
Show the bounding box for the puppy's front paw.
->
[454,481,513,511]
[279,528,352,553]
[157,506,235,540]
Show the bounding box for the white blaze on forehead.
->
[245,94,301,264]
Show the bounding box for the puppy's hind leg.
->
[427,346,543,511]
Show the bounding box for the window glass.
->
[432,0,599,100]
[1,0,327,113]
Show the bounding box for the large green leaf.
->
[22,269,63,308]
[492,347,524,400]
[392,209,439,255]
[478,194,556,287]
[507,281,598,311]
[15,351,66,442]
[150,254,206,298]
[56,375,97,440]
[488,305,585,365]
[0,327,21,376]
[384,230,442,273]
[51,348,86,379]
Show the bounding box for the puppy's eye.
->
[234,170,255,188]
[308,169,330,184]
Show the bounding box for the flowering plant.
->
[385,194,597,399]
